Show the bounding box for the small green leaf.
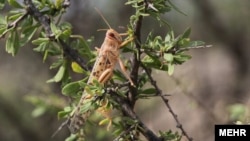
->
[0,26,6,35]
[20,25,38,47]
[57,111,69,119]
[164,33,171,42]
[141,88,156,95]
[43,49,49,62]
[164,53,173,62]
[7,12,23,21]
[182,27,191,38]
[57,107,72,118]
[50,22,61,38]
[71,62,84,73]
[32,107,46,117]
[47,64,66,83]
[65,134,77,141]
[54,65,66,82]
[6,30,20,56]
[50,59,63,69]
[167,63,174,75]
[174,54,191,64]
[7,0,23,8]
[71,35,93,59]
[55,0,63,9]
[62,81,81,96]
[178,38,190,47]
[32,37,50,45]
[33,42,48,52]
[0,14,6,25]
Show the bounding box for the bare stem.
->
[141,63,193,141]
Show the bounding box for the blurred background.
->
[0,0,249,141]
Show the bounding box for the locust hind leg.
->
[96,68,114,130]
[118,58,135,86]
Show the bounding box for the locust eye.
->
[108,32,115,38]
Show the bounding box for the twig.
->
[113,125,135,141]
[140,44,213,55]
[141,63,193,141]
[51,118,70,138]
[23,0,89,71]
[129,0,145,108]
[0,12,28,39]
[172,77,220,122]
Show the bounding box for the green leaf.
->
[0,14,6,25]
[50,59,63,69]
[32,37,50,45]
[164,32,171,42]
[7,12,23,21]
[62,81,81,96]
[65,134,77,141]
[0,27,6,35]
[71,35,93,59]
[141,88,156,95]
[47,64,66,83]
[54,65,66,82]
[182,27,191,38]
[33,42,48,52]
[57,107,72,118]
[32,107,46,117]
[174,54,191,64]
[71,62,84,73]
[55,0,63,9]
[167,63,174,75]
[50,22,61,38]
[0,0,5,9]
[178,38,190,47]
[164,53,173,62]
[6,30,20,56]
[7,0,23,8]
[142,53,168,71]
[20,25,38,47]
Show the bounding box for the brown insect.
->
[68,8,134,134]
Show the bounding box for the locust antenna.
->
[95,7,112,29]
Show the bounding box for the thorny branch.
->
[141,64,193,141]
[107,89,161,141]
[23,0,89,71]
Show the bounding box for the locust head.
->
[106,29,122,44]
